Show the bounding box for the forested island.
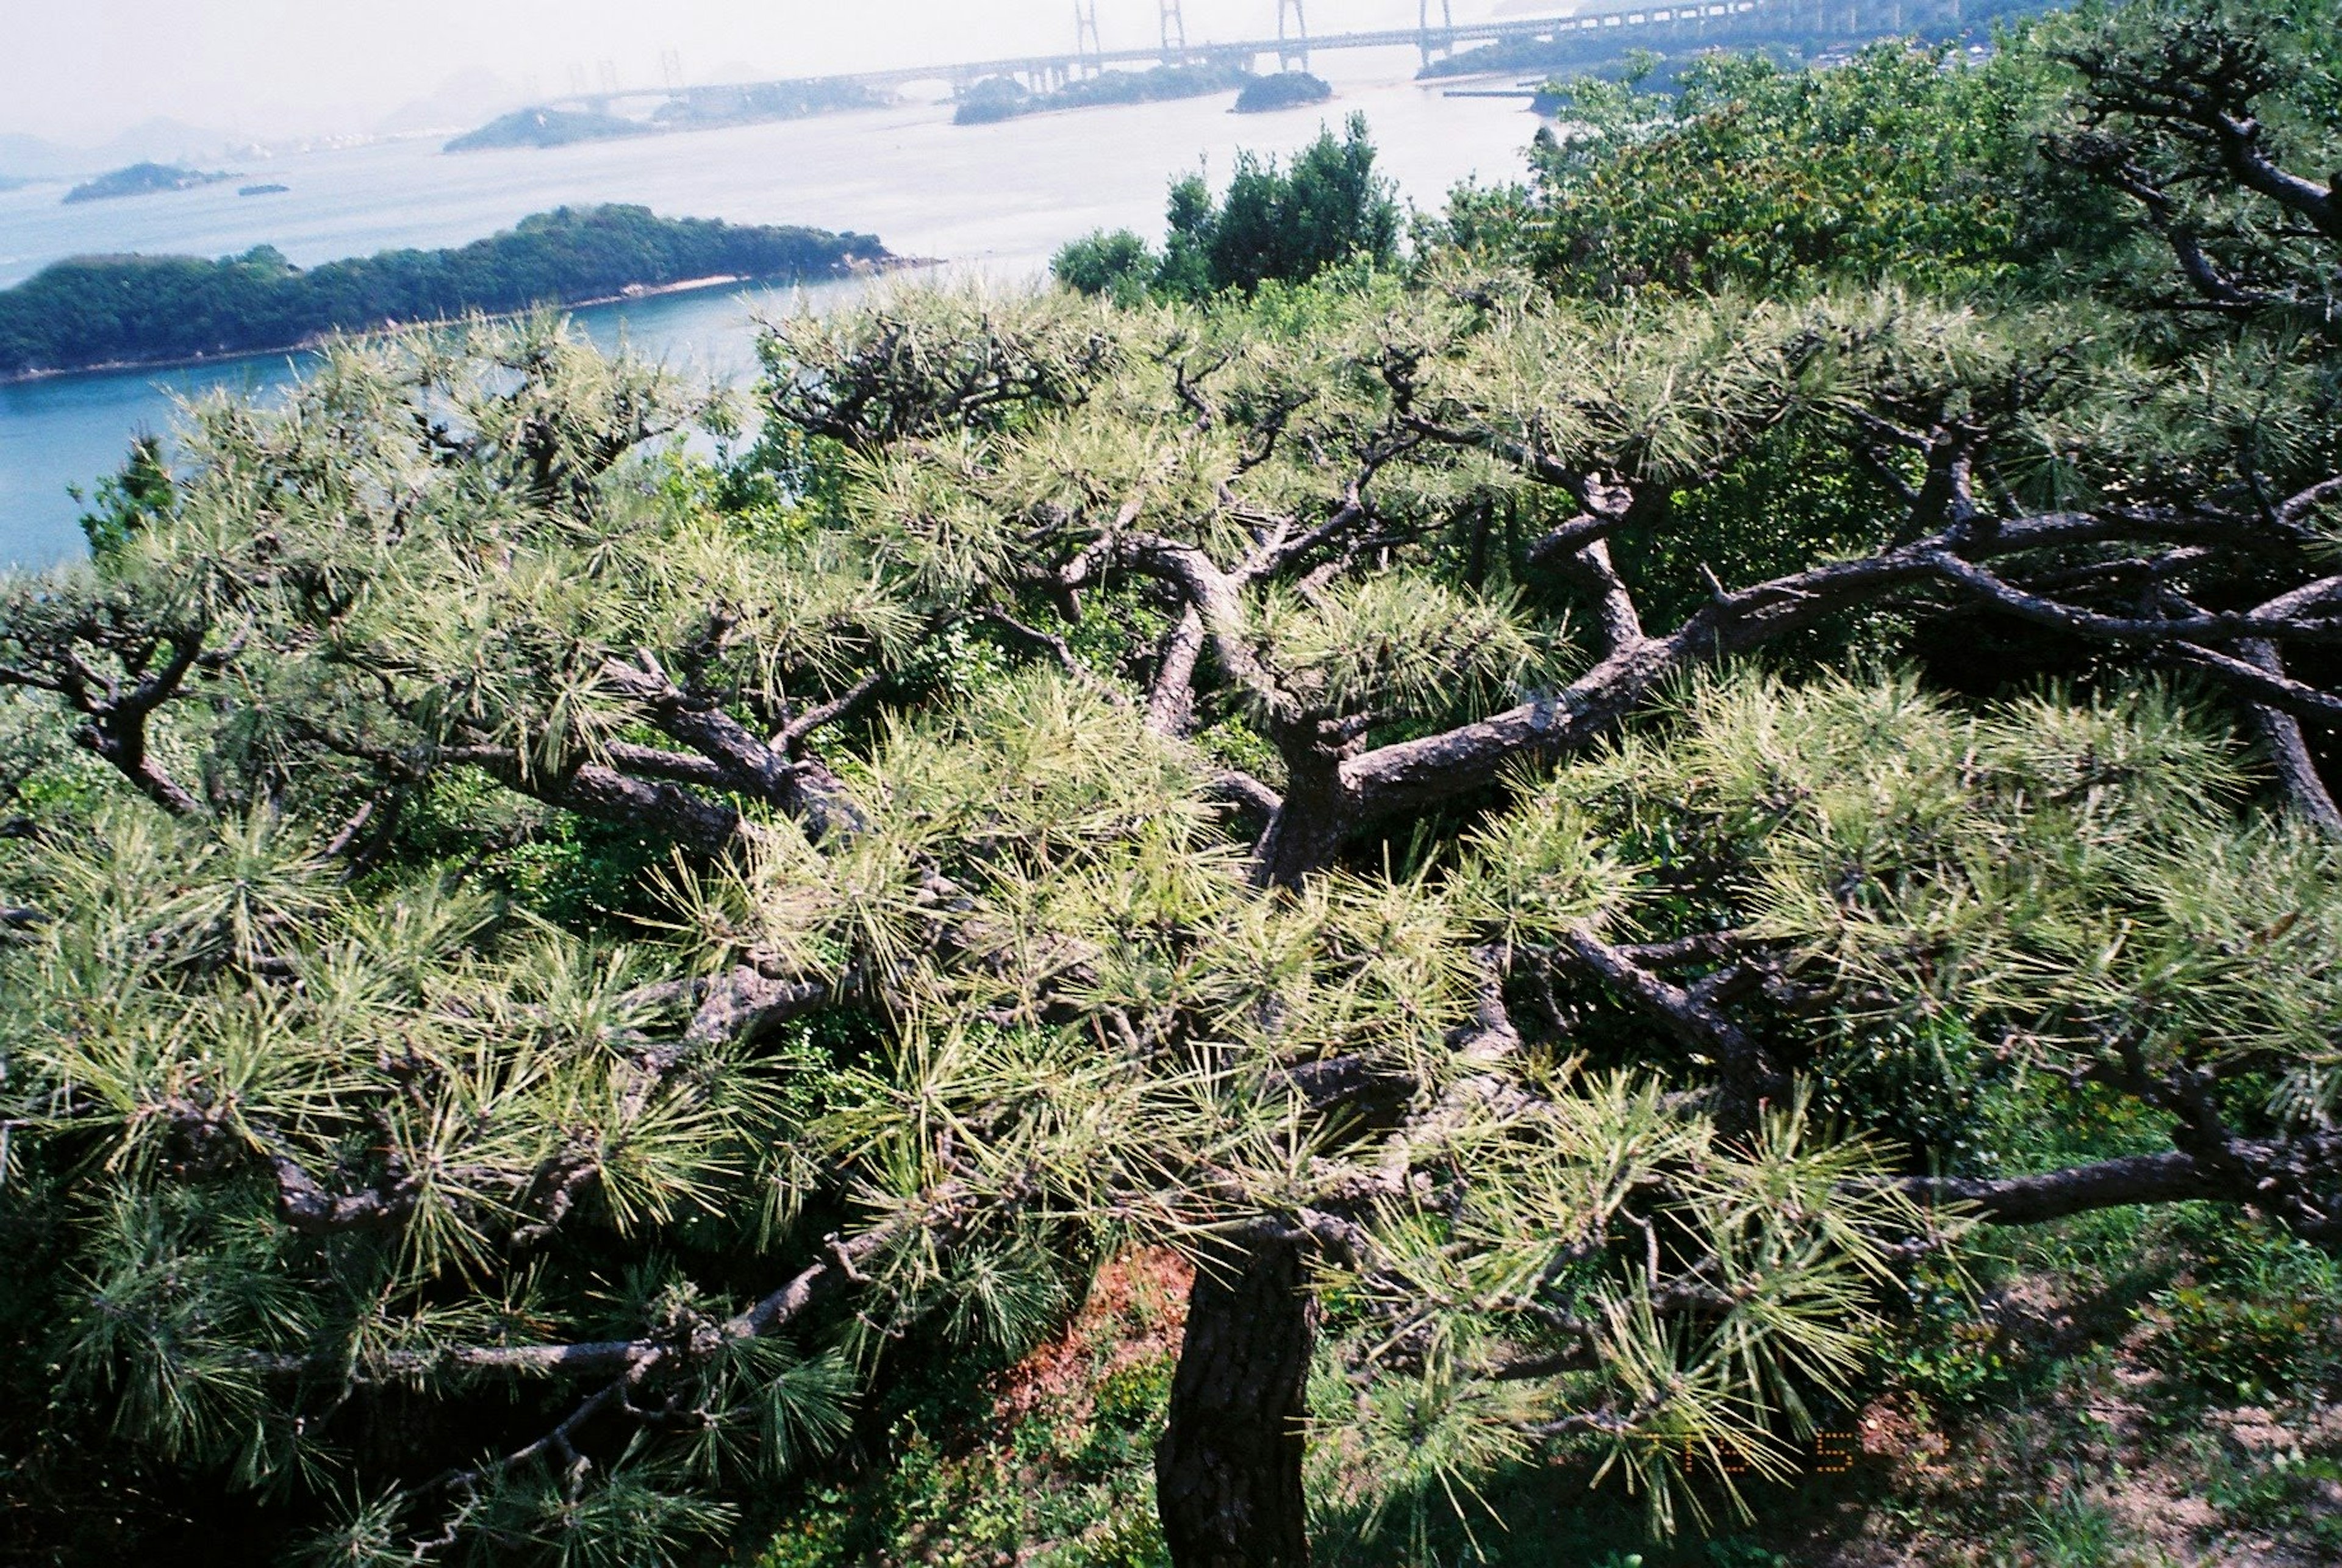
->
[1233,70,1334,113]
[0,204,887,378]
[953,60,1253,124]
[61,162,237,204]
[6,5,2342,1568]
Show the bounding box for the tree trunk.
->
[2241,639,2342,837]
[1155,1232,1319,1567]
[1247,764,1355,892]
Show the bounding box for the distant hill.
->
[0,204,890,379]
[62,162,237,204]
[0,122,242,184]
[0,133,81,182]
[445,107,649,152]
[90,117,240,167]
[377,69,529,137]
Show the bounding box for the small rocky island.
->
[62,162,238,204]
[0,204,890,379]
[1233,71,1334,113]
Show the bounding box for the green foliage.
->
[1513,43,2086,298]
[1052,229,1158,308]
[2032,0,2342,340]
[71,429,176,558]
[1056,116,1401,304]
[748,1255,1182,1567]
[2203,1448,2342,1548]
[2133,1221,2342,1402]
[1174,114,1401,299]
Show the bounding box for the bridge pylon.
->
[1277,0,1309,71]
[1073,1,1103,74]
[1160,0,1189,62]
[1417,0,1453,66]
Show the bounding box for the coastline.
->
[0,258,939,387]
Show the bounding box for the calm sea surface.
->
[0,48,1539,568]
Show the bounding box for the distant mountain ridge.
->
[0,119,244,183]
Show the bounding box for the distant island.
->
[62,162,237,204]
[0,204,890,380]
[446,107,646,151]
[954,61,1254,126]
[1233,72,1334,113]
[238,182,290,197]
[448,81,891,151]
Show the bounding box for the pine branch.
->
[1547,930,1785,1138]
[2238,639,2342,835]
[1896,1151,2232,1225]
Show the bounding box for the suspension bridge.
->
[546,0,1933,115]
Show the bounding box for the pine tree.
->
[3,5,2340,1563]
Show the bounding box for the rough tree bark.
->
[2240,639,2342,836]
[1156,1231,1320,1567]
[1154,751,1359,1568]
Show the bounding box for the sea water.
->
[0,46,1541,567]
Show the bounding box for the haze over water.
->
[0,48,1540,567]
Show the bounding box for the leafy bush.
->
[1054,115,1399,301]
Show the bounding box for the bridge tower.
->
[1160,0,1189,62]
[1073,0,1103,74]
[1417,0,1454,67]
[1277,0,1309,72]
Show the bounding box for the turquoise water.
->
[0,48,1542,567]
[1,357,295,567]
[0,281,837,568]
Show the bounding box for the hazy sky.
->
[4,0,1478,143]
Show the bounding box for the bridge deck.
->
[545,1,1771,110]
